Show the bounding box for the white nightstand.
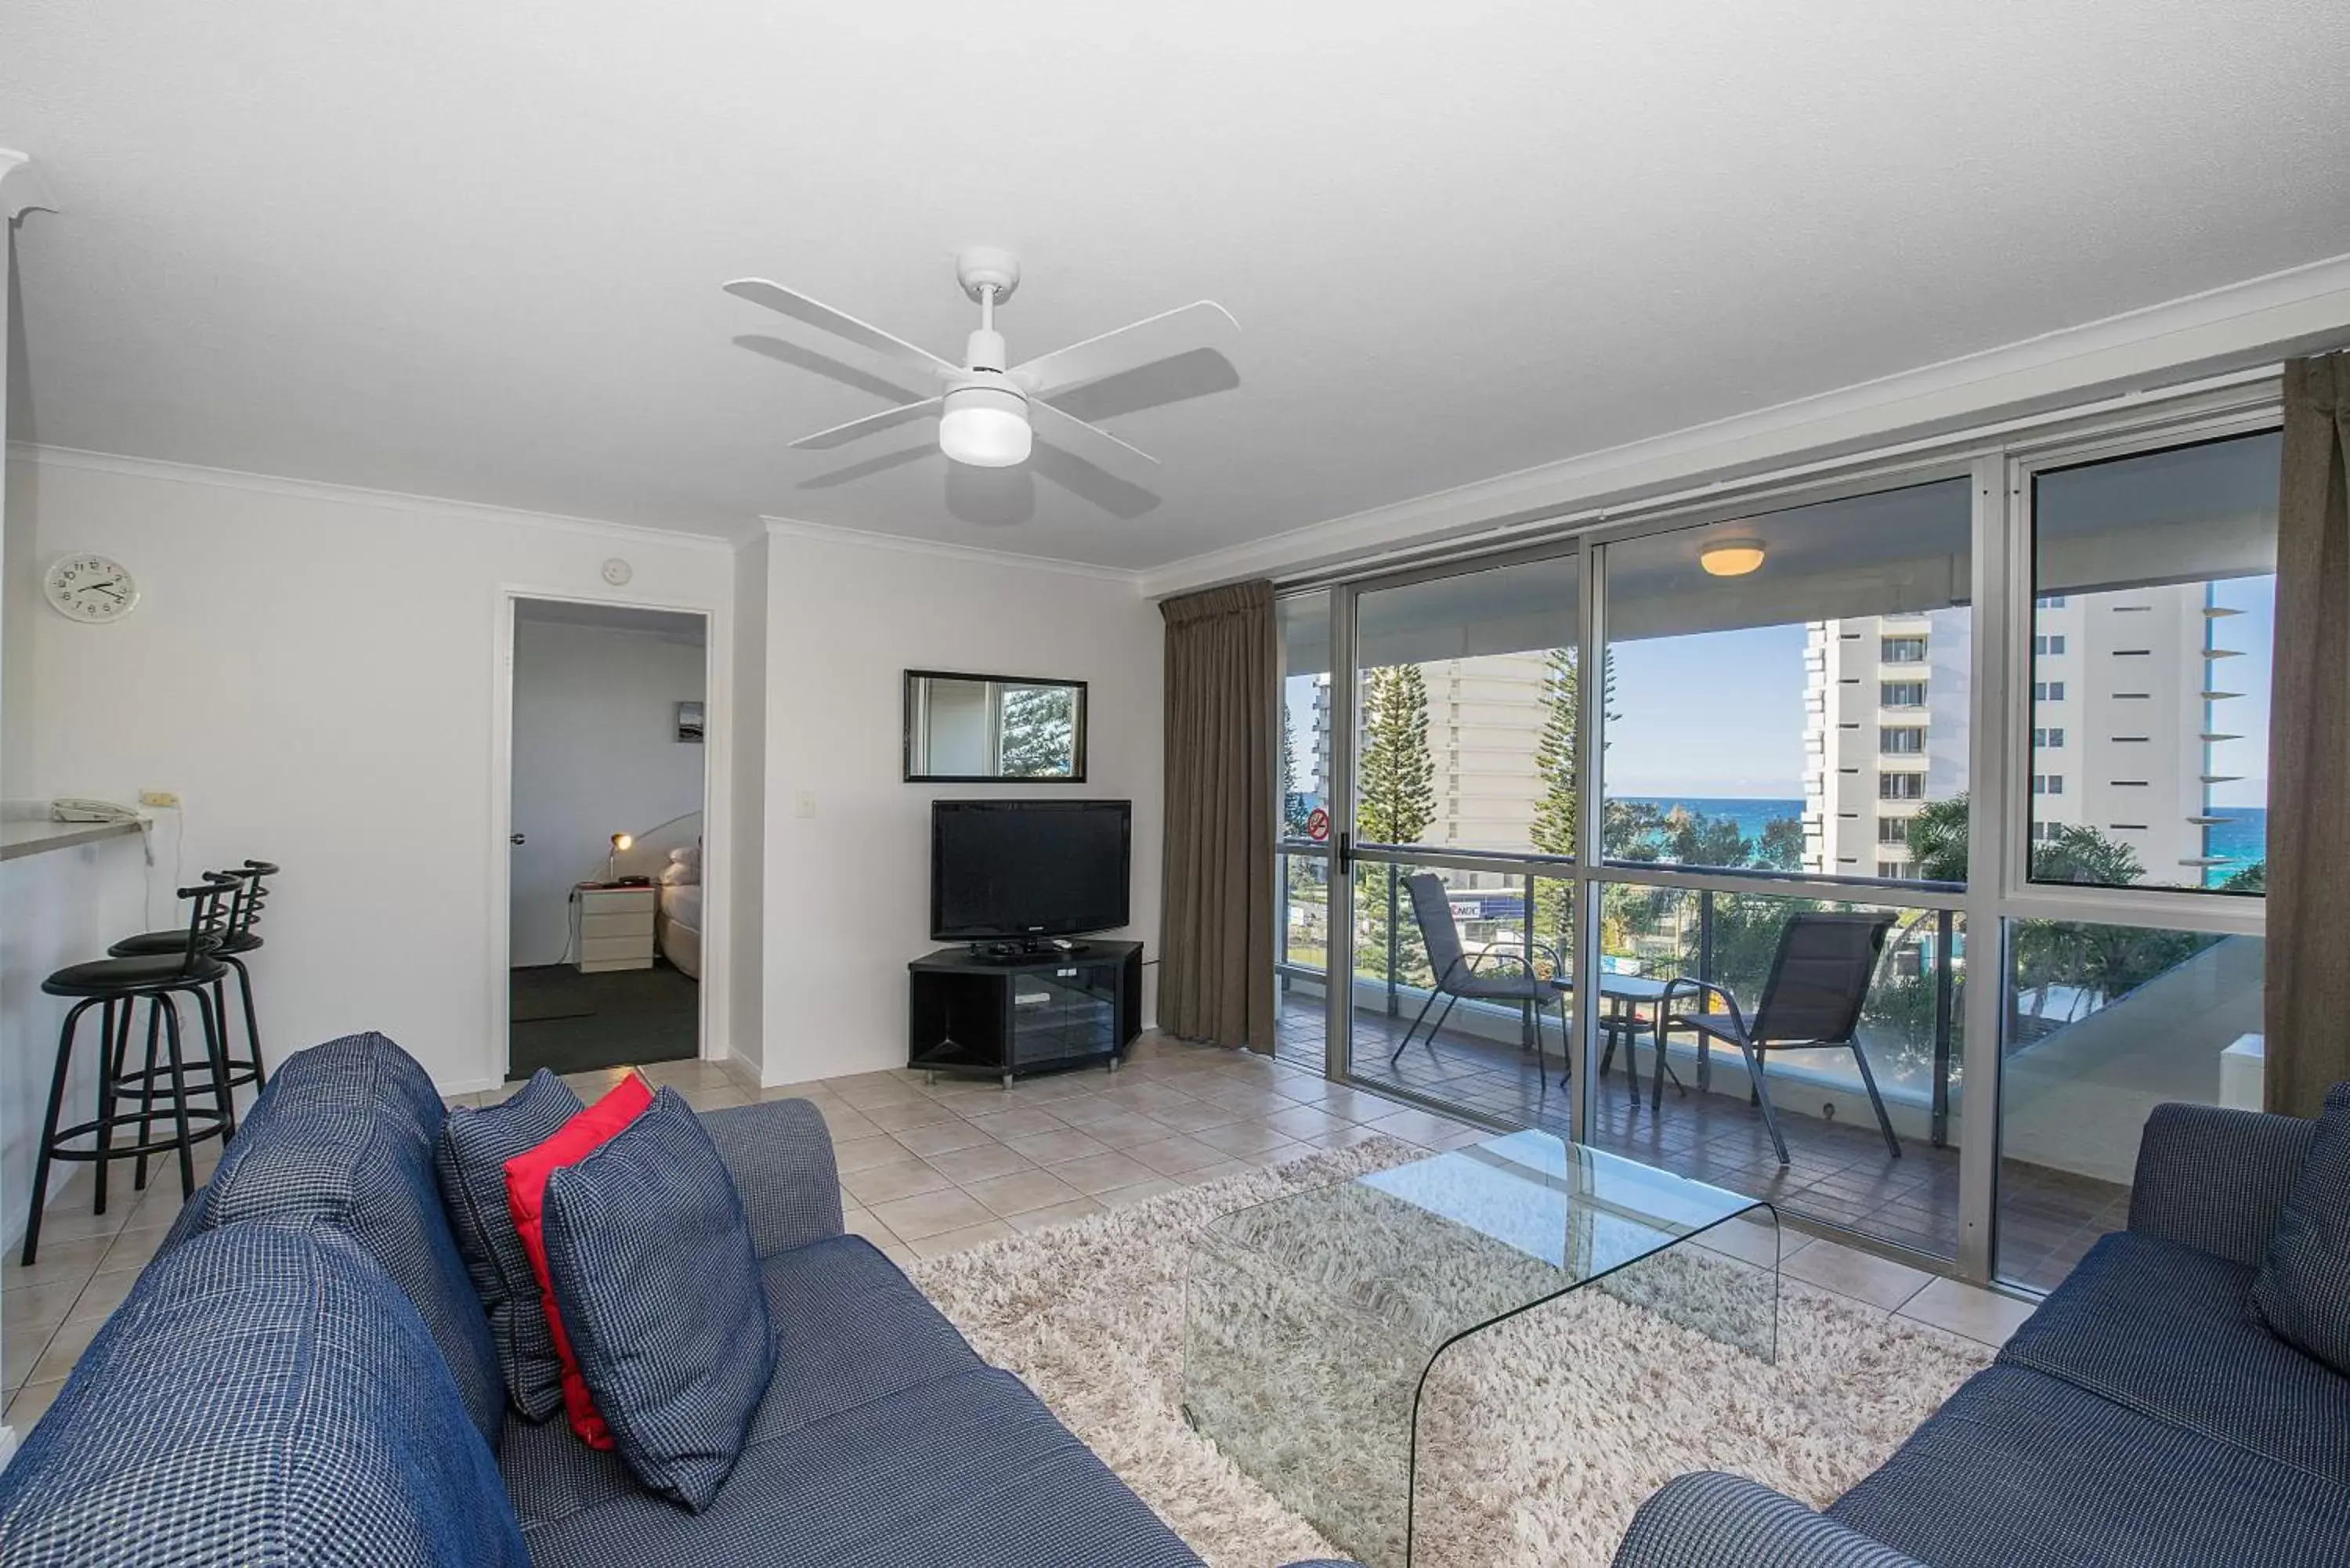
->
[573,883,656,973]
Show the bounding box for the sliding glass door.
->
[1589,477,1975,1262]
[1343,554,1580,1136]
[1271,385,2278,1288]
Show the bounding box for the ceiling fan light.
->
[1700,537,1766,577]
[939,385,1031,468]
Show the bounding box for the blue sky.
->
[2207,576,2273,807]
[1282,626,1813,798]
[1606,625,1809,796]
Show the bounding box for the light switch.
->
[794,790,817,819]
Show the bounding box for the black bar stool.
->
[109,858,275,1129]
[22,880,237,1264]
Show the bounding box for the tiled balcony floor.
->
[1276,988,2121,1293]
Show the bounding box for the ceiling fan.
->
[724,247,1237,485]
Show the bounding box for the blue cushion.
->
[515,1365,1206,1568]
[189,1031,508,1447]
[542,1087,775,1511]
[0,1219,528,1568]
[2252,1082,2350,1377]
[1829,1365,2350,1567]
[437,1068,584,1420]
[504,1233,985,1530]
[696,1099,847,1256]
[2001,1230,2350,1484]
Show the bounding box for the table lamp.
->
[606,831,633,883]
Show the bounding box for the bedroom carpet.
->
[507,963,698,1078]
[909,1140,1994,1568]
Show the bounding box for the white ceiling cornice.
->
[1137,250,2350,598]
[4,443,738,554]
[760,515,1143,589]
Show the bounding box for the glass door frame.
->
[1278,372,2280,1290]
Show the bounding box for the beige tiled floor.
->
[2,1035,2033,1436]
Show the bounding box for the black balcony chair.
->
[1657,910,1902,1163]
[1388,871,1564,1095]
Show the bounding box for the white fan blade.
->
[1028,399,1160,485]
[1011,302,1238,399]
[724,280,959,388]
[790,397,944,450]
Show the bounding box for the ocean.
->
[1618,797,1804,842]
[1622,796,2269,883]
[2204,807,2268,881]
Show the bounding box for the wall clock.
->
[44,553,139,623]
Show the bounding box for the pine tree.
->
[1358,662,1435,845]
[1357,663,1434,1006]
[1279,703,1304,836]
[1528,647,1579,959]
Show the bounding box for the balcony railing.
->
[1277,848,1963,1147]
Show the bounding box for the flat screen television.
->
[931,799,1131,941]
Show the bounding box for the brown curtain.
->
[1159,580,1278,1051]
[2265,353,2350,1118]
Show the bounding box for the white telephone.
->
[50,797,142,824]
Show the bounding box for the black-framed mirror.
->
[903,670,1088,783]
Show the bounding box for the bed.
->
[611,811,703,979]
[656,873,703,979]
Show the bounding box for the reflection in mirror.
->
[904,671,1087,782]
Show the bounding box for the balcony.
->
[1274,982,1987,1265]
[1275,865,2258,1290]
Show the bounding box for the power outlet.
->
[138,789,181,810]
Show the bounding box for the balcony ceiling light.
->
[1700,537,1766,577]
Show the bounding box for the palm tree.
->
[1908,793,1971,883]
[2030,825,2146,887]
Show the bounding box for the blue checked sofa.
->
[0,1033,1360,1568]
[1613,1101,2350,1568]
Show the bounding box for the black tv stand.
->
[909,940,1142,1087]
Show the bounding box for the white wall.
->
[754,525,1162,1086]
[2,454,735,1093]
[509,616,705,966]
[727,533,768,1082]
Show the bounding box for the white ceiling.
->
[5,2,2348,573]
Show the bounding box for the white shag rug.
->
[909,1140,1993,1568]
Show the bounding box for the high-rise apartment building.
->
[2019,583,2243,879]
[1307,652,1552,873]
[1803,609,1972,879]
[1804,586,2235,882]
[1419,652,1550,856]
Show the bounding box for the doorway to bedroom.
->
[505,598,708,1079]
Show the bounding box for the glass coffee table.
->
[1181,1132,1778,1567]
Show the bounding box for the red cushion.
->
[504,1072,654,1447]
